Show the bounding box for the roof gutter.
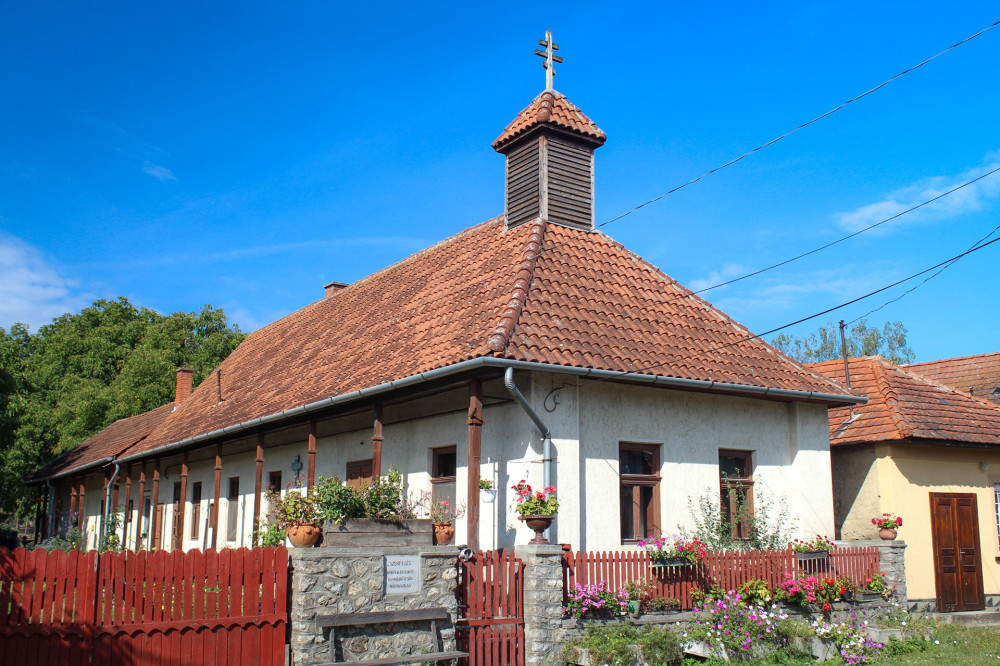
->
[106,357,863,466]
[34,456,115,484]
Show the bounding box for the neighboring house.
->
[29,81,861,555]
[905,352,1000,407]
[809,356,1000,612]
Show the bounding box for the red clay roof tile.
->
[905,352,1000,406]
[809,357,1000,446]
[492,90,606,151]
[119,217,852,461]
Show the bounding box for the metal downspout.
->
[503,367,554,495]
[100,463,121,550]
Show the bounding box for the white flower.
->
[935,640,940,645]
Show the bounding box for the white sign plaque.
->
[384,555,420,595]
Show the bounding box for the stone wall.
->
[289,546,458,665]
[840,539,907,602]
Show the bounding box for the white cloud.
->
[0,235,90,330]
[834,152,1000,232]
[688,263,746,293]
[143,163,177,181]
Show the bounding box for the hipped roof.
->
[809,356,1000,447]
[37,216,856,480]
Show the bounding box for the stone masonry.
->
[840,539,907,603]
[289,546,459,665]
[516,544,566,666]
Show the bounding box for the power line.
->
[846,220,1000,325]
[597,18,1000,230]
[595,235,1000,382]
[673,165,1000,301]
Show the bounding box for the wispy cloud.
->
[834,151,1000,232]
[0,234,92,330]
[688,263,746,293]
[143,163,177,181]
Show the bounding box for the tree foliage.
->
[770,319,915,366]
[0,298,246,519]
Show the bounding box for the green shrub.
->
[312,476,365,524]
[563,625,683,666]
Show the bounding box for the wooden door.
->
[930,492,985,612]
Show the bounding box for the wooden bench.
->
[316,606,468,665]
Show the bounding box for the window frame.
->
[431,446,458,511]
[619,442,662,545]
[190,482,202,540]
[226,476,240,543]
[719,449,755,541]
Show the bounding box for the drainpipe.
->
[100,462,121,549]
[503,368,554,492]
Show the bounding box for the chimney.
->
[324,281,348,298]
[492,32,606,232]
[175,367,194,405]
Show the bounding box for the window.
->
[993,482,1000,552]
[619,443,661,543]
[268,471,283,493]
[171,482,182,550]
[719,450,754,540]
[226,477,240,542]
[431,446,457,508]
[190,482,202,540]
[346,460,374,491]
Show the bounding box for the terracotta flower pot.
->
[433,523,455,545]
[879,527,898,540]
[523,515,554,544]
[286,523,321,548]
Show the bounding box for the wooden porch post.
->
[77,478,86,535]
[178,453,189,549]
[467,379,483,553]
[212,444,222,549]
[136,465,146,549]
[123,465,132,547]
[307,421,317,490]
[372,405,384,479]
[253,433,264,539]
[69,484,78,530]
[33,491,43,544]
[151,462,160,549]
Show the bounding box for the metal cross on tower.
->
[534,30,563,91]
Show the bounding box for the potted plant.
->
[624,579,655,617]
[425,498,466,545]
[854,572,893,601]
[872,512,902,540]
[314,470,431,547]
[636,534,707,567]
[269,488,320,547]
[791,535,833,565]
[511,480,558,544]
[478,478,496,503]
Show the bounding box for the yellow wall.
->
[835,442,1000,600]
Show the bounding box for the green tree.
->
[770,319,915,365]
[0,298,246,519]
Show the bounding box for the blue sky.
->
[2,2,998,362]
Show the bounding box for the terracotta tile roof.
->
[124,217,852,460]
[28,403,174,480]
[492,90,606,151]
[808,357,1000,446]
[904,352,1000,406]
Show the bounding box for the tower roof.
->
[492,90,606,152]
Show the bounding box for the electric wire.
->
[663,165,1000,303]
[845,220,1000,325]
[594,235,1000,382]
[596,18,1000,230]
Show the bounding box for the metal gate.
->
[456,549,524,666]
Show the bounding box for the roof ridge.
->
[487,219,548,353]
[904,351,1000,368]
[871,358,914,438]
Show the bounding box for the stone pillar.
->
[839,539,907,602]
[289,547,459,666]
[516,544,565,666]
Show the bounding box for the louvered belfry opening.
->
[493,90,606,231]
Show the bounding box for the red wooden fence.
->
[0,546,289,666]
[456,550,524,666]
[563,546,880,610]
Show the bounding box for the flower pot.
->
[322,518,432,547]
[480,488,496,504]
[286,523,321,548]
[651,556,691,568]
[523,514,554,544]
[626,600,641,618]
[432,522,455,545]
[879,527,898,540]
[795,550,830,565]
